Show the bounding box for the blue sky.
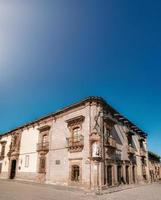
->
[0,0,161,155]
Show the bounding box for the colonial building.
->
[0,96,154,190]
[148,151,161,182]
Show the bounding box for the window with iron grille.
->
[71,165,80,182]
[73,127,81,142]
[25,155,29,167]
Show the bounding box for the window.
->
[73,127,81,142]
[71,165,80,182]
[55,160,60,165]
[1,145,5,157]
[140,140,144,149]
[39,157,46,173]
[25,155,29,168]
[127,135,133,146]
[42,134,48,143]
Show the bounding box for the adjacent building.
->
[0,96,159,190]
[148,151,161,182]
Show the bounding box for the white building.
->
[0,97,151,190]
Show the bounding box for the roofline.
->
[148,151,161,161]
[0,96,147,138]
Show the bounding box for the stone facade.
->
[148,151,161,182]
[0,96,160,190]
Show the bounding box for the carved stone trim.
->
[8,132,21,160]
[66,135,84,153]
[89,132,100,142]
[66,115,85,127]
[37,125,51,132]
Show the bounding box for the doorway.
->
[117,165,122,185]
[125,166,129,184]
[10,160,17,179]
[132,165,135,183]
[107,165,112,186]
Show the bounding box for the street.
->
[0,180,160,200]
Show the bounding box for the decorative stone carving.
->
[66,116,85,153]
[89,132,100,142]
[92,142,101,158]
[93,111,101,134]
[8,132,21,159]
[66,135,84,153]
[66,116,85,129]
[89,132,102,160]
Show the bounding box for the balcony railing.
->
[128,146,135,155]
[37,142,49,152]
[105,137,117,149]
[66,135,84,152]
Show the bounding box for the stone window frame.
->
[1,143,6,157]
[69,159,82,185]
[66,115,85,138]
[42,133,48,143]
[71,126,82,142]
[24,155,30,168]
[38,125,50,144]
[71,165,80,182]
[0,141,7,160]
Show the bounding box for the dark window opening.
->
[127,135,133,146]
[1,145,5,157]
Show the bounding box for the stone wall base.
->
[16,172,37,181]
[0,172,9,179]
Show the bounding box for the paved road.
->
[0,180,95,200]
[0,180,160,200]
[99,183,161,200]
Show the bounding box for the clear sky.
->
[0,0,161,155]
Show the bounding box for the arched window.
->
[73,127,81,142]
[42,134,48,143]
[71,165,80,182]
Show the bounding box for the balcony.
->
[140,148,147,157]
[105,137,117,149]
[37,142,49,152]
[66,135,84,152]
[127,146,135,155]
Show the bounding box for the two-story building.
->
[0,96,150,190]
